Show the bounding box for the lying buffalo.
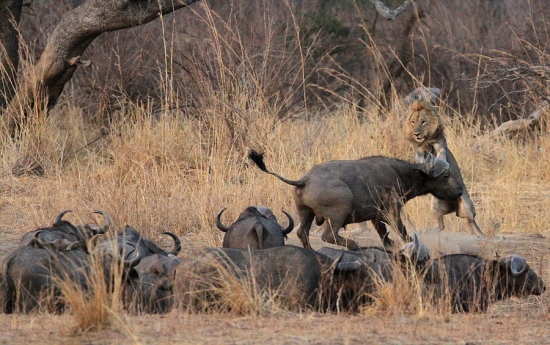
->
[248,150,462,250]
[424,254,546,313]
[1,224,182,314]
[395,233,431,273]
[94,225,181,259]
[95,225,182,313]
[176,245,370,312]
[1,238,90,313]
[18,210,111,251]
[317,236,431,308]
[216,206,294,249]
[122,253,182,314]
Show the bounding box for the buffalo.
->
[215,206,294,249]
[176,245,367,312]
[94,225,182,313]
[18,209,111,251]
[94,225,181,259]
[1,223,182,314]
[316,235,431,308]
[123,253,182,314]
[1,238,90,313]
[423,253,546,313]
[248,150,462,250]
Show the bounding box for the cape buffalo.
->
[424,254,546,313]
[94,225,181,259]
[176,245,365,312]
[216,206,294,249]
[95,225,182,313]
[123,253,182,314]
[1,240,90,313]
[18,210,111,251]
[316,235,430,308]
[248,150,462,250]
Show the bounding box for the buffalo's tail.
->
[248,150,305,187]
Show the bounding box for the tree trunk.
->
[2,0,201,136]
[0,0,23,110]
[381,8,426,107]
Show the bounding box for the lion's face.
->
[406,101,441,144]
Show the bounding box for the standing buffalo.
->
[18,210,111,251]
[215,206,294,249]
[424,254,545,313]
[176,245,368,312]
[248,150,462,250]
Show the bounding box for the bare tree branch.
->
[369,0,413,20]
[2,0,201,136]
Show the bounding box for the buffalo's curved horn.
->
[162,231,182,256]
[31,230,45,247]
[505,255,529,276]
[215,208,230,232]
[54,210,73,225]
[88,234,104,248]
[280,211,295,236]
[66,241,82,251]
[336,260,362,271]
[123,246,143,268]
[92,210,111,234]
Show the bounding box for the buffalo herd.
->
[0,151,545,315]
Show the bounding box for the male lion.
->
[406,100,486,237]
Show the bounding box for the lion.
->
[406,100,486,237]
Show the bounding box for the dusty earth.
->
[1,224,549,344]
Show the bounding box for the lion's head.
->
[406,100,444,145]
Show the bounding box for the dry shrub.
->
[363,260,430,317]
[175,254,294,316]
[56,242,125,332]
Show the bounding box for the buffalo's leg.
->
[457,197,487,237]
[319,205,358,250]
[371,218,394,249]
[394,216,413,243]
[296,207,315,250]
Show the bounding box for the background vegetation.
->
[0,0,549,341]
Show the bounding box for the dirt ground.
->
[1,225,549,344]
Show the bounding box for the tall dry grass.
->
[0,1,549,328]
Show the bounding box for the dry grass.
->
[1,3,550,342]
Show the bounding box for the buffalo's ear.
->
[123,267,140,282]
[165,254,182,273]
[504,255,529,276]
